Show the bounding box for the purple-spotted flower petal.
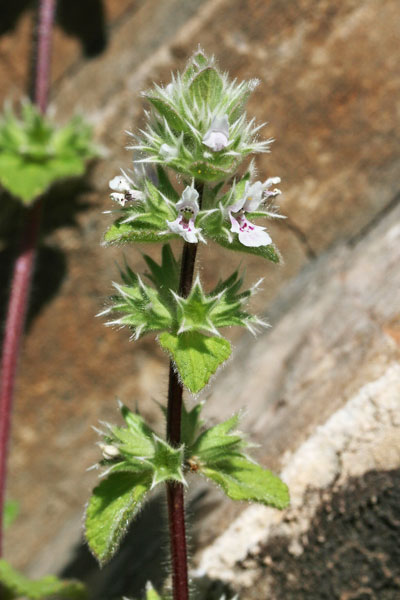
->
[229,212,272,248]
[166,186,204,244]
[109,174,144,206]
[202,114,229,152]
[228,177,281,247]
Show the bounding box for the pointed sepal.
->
[100,263,175,340]
[185,411,290,510]
[151,436,185,487]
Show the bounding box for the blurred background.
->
[1,1,399,598]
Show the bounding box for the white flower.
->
[228,177,281,247]
[229,212,272,247]
[202,114,229,151]
[166,186,204,244]
[109,173,144,206]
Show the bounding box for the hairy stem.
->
[0,0,56,555]
[166,184,203,600]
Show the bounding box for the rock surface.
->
[1,0,400,598]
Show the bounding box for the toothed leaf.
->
[212,233,280,263]
[189,67,223,109]
[104,219,176,245]
[145,96,188,132]
[190,414,244,463]
[202,455,289,509]
[159,331,231,393]
[85,472,152,565]
[103,265,175,339]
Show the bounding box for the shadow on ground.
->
[254,468,400,600]
[0,175,94,333]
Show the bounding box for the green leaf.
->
[0,559,86,600]
[3,500,19,529]
[85,472,152,565]
[202,456,289,509]
[189,67,223,109]
[186,410,289,510]
[212,233,280,263]
[104,219,176,245]
[151,437,185,486]
[104,264,175,339]
[109,424,154,461]
[145,96,188,132]
[120,402,155,440]
[191,414,244,463]
[158,331,231,393]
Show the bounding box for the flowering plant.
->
[85,49,289,600]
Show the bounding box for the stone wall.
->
[1,1,399,598]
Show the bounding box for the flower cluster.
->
[106,48,283,251]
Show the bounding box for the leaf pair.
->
[85,403,289,565]
[101,245,265,392]
[86,404,185,564]
[0,101,97,204]
[104,167,281,264]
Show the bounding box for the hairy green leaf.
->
[103,219,176,245]
[189,67,223,109]
[85,472,152,565]
[159,331,231,393]
[212,233,280,263]
[0,559,86,600]
[202,455,289,509]
[191,414,244,463]
[103,265,175,339]
[145,96,188,132]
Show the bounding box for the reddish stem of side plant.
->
[0,0,56,555]
[34,0,57,114]
[166,187,203,600]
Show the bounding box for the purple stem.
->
[0,0,56,555]
[166,186,203,600]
